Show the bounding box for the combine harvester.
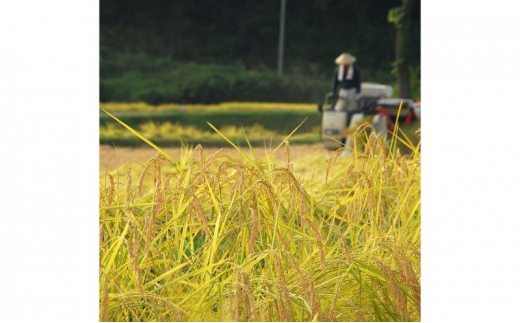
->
[318,82,421,149]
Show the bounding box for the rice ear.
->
[326,147,346,184]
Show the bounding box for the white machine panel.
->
[321,110,346,149]
[361,83,393,98]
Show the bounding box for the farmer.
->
[328,53,361,111]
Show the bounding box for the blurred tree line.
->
[101,0,420,104]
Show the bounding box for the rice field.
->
[100,122,320,142]
[99,112,421,321]
[100,102,317,113]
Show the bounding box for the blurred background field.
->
[101,121,321,147]
[100,102,322,148]
[100,102,317,112]
[100,103,419,153]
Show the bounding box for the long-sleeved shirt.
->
[331,64,361,94]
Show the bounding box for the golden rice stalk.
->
[248,206,259,255]
[124,225,143,297]
[229,287,238,322]
[143,218,153,257]
[192,196,211,237]
[259,301,267,322]
[347,204,356,222]
[255,180,278,207]
[375,132,387,161]
[137,153,169,197]
[284,140,292,171]
[272,167,306,220]
[99,222,103,247]
[106,173,115,206]
[145,156,165,255]
[286,252,307,297]
[232,268,258,321]
[352,305,368,322]
[206,148,230,166]
[372,277,392,310]
[109,269,120,292]
[172,307,184,322]
[162,172,176,196]
[391,245,421,317]
[329,280,342,321]
[125,168,132,216]
[334,226,352,265]
[297,187,310,222]
[304,270,322,321]
[287,252,322,320]
[122,167,144,296]
[153,162,165,214]
[242,270,258,321]
[194,144,206,171]
[379,261,408,321]
[262,279,279,322]
[100,275,108,322]
[304,217,326,271]
[233,271,242,321]
[274,252,292,321]
[268,300,275,322]
[353,121,372,136]
[326,147,346,184]
[342,162,356,187]
[363,132,376,156]
[215,161,244,181]
[273,167,297,211]
[132,224,144,296]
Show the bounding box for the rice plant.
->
[99,111,421,322]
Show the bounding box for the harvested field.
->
[100,143,330,173]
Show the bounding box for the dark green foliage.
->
[100,0,420,104]
[100,58,330,104]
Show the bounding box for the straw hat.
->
[335,53,356,65]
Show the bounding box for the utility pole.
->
[277,0,287,76]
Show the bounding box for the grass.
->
[99,111,421,321]
[100,102,318,113]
